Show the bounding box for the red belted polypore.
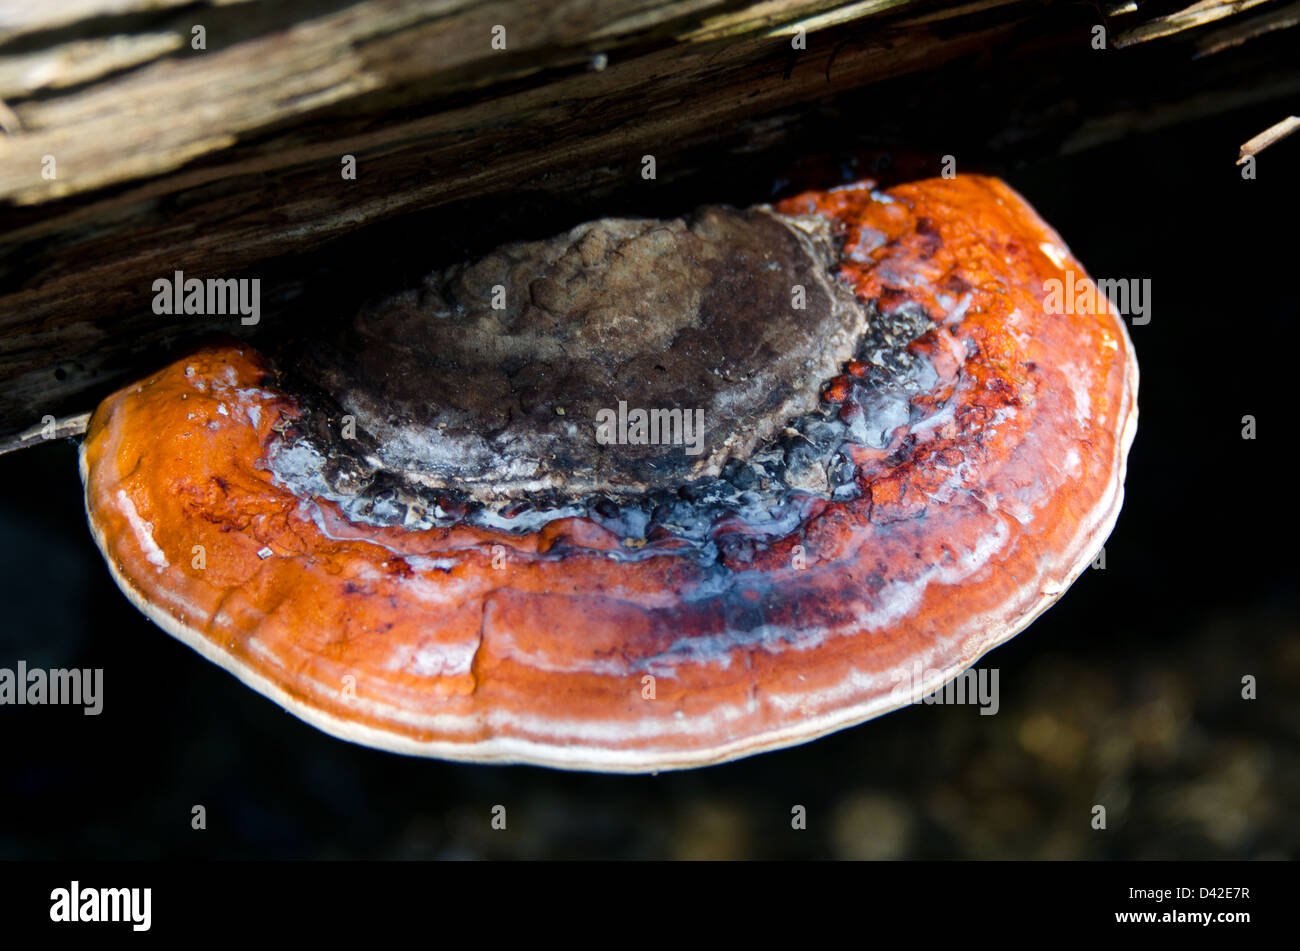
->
[81,174,1138,771]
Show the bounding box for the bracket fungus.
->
[81,174,1137,771]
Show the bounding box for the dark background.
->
[1,78,1296,858]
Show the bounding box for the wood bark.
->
[0,0,1295,449]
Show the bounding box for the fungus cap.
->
[81,174,1138,771]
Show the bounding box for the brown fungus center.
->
[280,205,871,506]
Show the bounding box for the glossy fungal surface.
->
[81,174,1138,771]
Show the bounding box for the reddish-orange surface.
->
[81,175,1137,771]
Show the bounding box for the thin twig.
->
[0,412,90,456]
[1237,115,1300,163]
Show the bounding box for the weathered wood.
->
[0,0,1295,449]
[1194,0,1300,55]
[1115,0,1275,48]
